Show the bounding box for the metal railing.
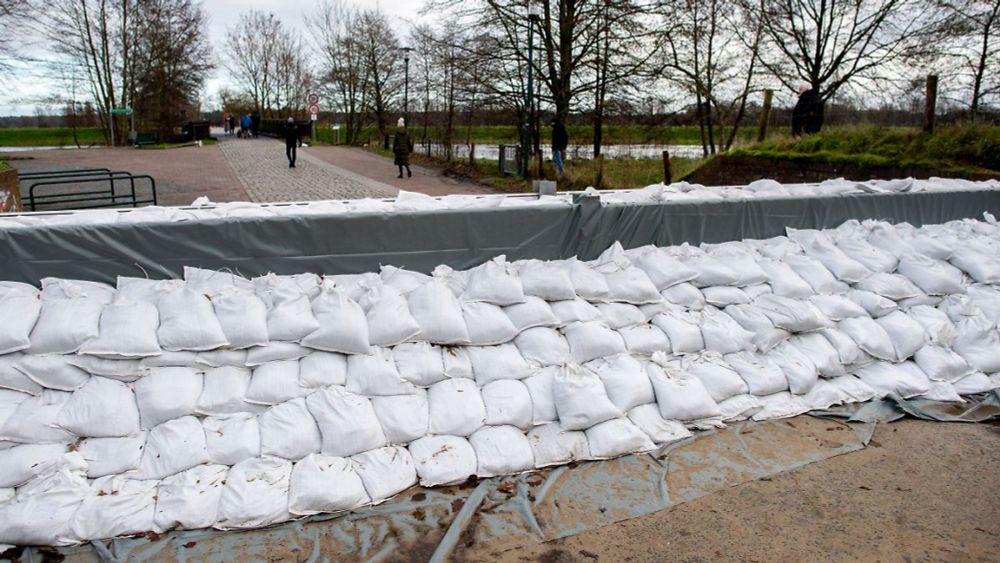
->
[20,169,158,212]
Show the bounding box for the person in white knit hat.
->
[392,117,413,178]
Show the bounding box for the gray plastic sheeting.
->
[9,416,874,562]
[2,188,999,284]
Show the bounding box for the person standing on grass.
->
[551,116,568,177]
[393,117,413,178]
[284,117,302,168]
[792,85,824,136]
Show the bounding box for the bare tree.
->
[359,9,401,141]
[929,0,1000,118]
[225,11,282,115]
[0,0,32,72]
[310,0,371,143]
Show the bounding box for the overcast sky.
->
[0,0,425,116]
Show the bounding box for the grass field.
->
[0,127,105,147]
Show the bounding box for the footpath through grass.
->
[0,127,104,147]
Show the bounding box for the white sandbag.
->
[501,298,559,334]
[845,290,897,318]
[469,425,535,477]
[952,372,998,395]
[28,297,105,355]
[462,301,519,345]
[789,333,847,377]
[1,390,75,444]
[195,349,248,368]
[210,287,269,349]
[724,351,789,395]
[779,256,843,294]
[937,294,983,322]
[914,345,973,382]
[603,267,663,304]
[468,343,533,386]
[587,354,654,412]
[215,457,292,530]
[753,294,832,333]
[78,300,162,359]
[701,286,751,307]
[743,283,773,299]
[684,254,741,287]
[553,364,622,430]
[595,303,646,329]
[585,418,656,459]
[633,248,699,290]
[660,282,706,310]
[922,380,964,402]
[700,308,755,354]
[854,273,923,301]
[480,379,533,430]
[463,256,525,305]
[876,311,927,361]
[618,323,671,355]
[203,414,260,465]
[751,391,811,420]
[245,360,308,405]
[391,342,445,387]
[71,475,157,541]
[953,316,1000,373]
[627,404,693,444]
[330,273,381,301]
[685,355,749,402]
[808,294,869,321]
[767,341,819,395]
[722,304,790,353]
[837,317,897,362]
[408,280,471,344]
[307,386,387,457]
[134,367,203,429]
[351,446,417,503]
[442,345,474,379]
[896,254,965,295]
[854,361,931,399]
[56,376,140,438]
[567,259,611,300]
[0,444,70,487]
[114,277,181,304]
[758,259,814,299]
[346,348,417,396]
[258,398,322,460]
[651,311,704,354]
[197,366,256,415]
[514,327,574,367]
[156,287,229,351]
[0,287,41,355]
[826,375,877,403]
[516,260,577,301]
[154,464,228,531]
[0,463,89,546]
[819,328,874,368]
[14,354,90,391]
[135,416,210,480]
[254,274,321,341]
[563,321,628,364]
[297,351,348,389]
[967,284,1000,322]
[298,287,371,354]
[718,394,765,421]
[371,389,429,444]
[949,247,1000,283]
[549,298,603,324]
[710,246,770,286]
[139,351,201,368]
[835,236,898,273]
[526,423,590,468]
[77,434,146,478]
[409,435,479,486]
[792,231,871,282]
[427,378,486,436]
[288,454,370,516]
[41,278,115,303]
[184,266,254,295]
[380,265,431,295]
[0,354,42,395]
[245,342,311,366]
[361,284,422,347]
[523,367,558,425]
[60,356,140,383]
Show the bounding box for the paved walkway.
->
[219,137,398,202]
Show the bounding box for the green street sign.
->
[110,108,132,115]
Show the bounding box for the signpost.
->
[306,92,321,142]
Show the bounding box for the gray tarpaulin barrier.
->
[1,188,999,284]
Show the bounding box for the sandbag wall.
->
[1,217,1000,546]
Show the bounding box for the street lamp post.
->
[523,2,540,178]
[402,47,413,128]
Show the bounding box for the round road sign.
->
[307,104,320,115]
[306,92,320,105]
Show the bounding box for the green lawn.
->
[0,127,105,147]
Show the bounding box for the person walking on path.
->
[792,85,824,136]
[393,117,413,178]
[551,117,568,177]
[240,114,251,139]
[251,111,261,139]
[284,117,302,168]
[227,114,236,136]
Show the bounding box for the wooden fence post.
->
[925,75,938,134]
[662,150,672,184]
[470,143,475,165]
[757,89,773,142]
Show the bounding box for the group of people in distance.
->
[223,111,261,139]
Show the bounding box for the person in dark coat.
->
[792,86,824,136]
[393,117,413,178]
[250,111,261,139]
[551,117,568,176]
[284,117,302,168]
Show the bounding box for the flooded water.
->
[418,143,707,161]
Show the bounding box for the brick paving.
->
[219,137,399,202]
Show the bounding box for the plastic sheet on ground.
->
[814,390,1000,423]
[12,415,874,562]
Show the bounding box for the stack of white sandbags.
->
[1,216,999,546]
